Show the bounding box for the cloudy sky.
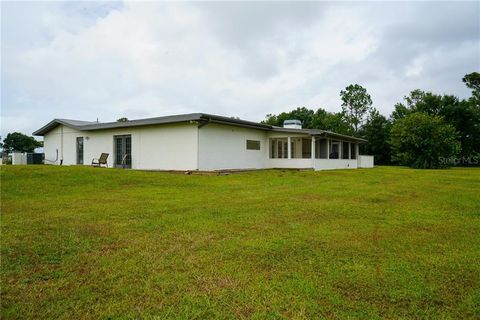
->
[2,1,479,137]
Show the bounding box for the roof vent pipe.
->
[283,119,302,129]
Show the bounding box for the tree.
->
[311,109,353,135]
[391,88,480,161]
[360,109,391,164]
[340,84,372,133]
[390,102,412,121]
[390,113,460,168]
[117,117,129,122]
[263,107,353,134]
[263,107,315,128]
[440,99,480,161]
[463,72,480,100]
[1,132,43,153]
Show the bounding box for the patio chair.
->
[121,154,128,169]
[92,153,109,168]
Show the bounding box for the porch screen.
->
[351,143,357,159]
[270,138,288,158]
[301,138,311,158]
[342,142,350,159]
[316,139,328,159]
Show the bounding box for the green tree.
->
[360,108,391,164]
[1,132,43,153]
[391,88,480,161]
[311,109,353,135]
[263,107,315,128]
[263,107,353,135]
[340,84,372,133]
[117,117,129,122]
[390,113,460,168]
[390,102,411,121]
[440,99,480,161]
[463,72,480,100]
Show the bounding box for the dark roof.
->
[32,119,98,136]
[270,126,366,142]
[33,113,366,142]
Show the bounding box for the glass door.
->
[76,137,84,164]
[114,135,132,168]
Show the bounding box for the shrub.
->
[390,113,460,168]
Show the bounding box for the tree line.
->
[262,72,480,168]
[1,72,478,168]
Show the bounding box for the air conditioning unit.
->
[283,119,302,129]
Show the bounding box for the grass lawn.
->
[1,165,479,319]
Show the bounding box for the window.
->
[246,140,260,150]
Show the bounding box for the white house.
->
[33,113,374,171]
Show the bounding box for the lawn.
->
[1,165,479,319]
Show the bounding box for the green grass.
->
[1,165,479,319]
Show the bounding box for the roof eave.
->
[32,119,83,136]
[312,131,367,143]
[200,114,272,131]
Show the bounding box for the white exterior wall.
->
[268,159,313,169]
[11,153,27,165]
[43,123,198,170]
[198,123,268,170]
[132,124,198,170]
[357,155,374,168]
[41,121,374,171]
[43,125,83,165]
[314,159,358,170]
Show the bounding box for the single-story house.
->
[33,113,374,171]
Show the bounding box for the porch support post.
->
[311,136,315,160]
[287,137,291,159]
[327,138,330,159]
[348,142,351,160]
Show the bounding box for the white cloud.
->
[1,1,479,137]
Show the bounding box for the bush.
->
[390,113,460,168]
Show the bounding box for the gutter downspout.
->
[60,126,64,165]
[196,124,200,171]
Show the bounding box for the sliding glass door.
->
[114,135,132,168]
[76,137,84,165]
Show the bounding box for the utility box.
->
[12,152,27,165]
[27,153,44,164]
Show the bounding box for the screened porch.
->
[269,136,358,161]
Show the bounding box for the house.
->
[33,113,374,171]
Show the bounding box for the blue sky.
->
[2,1,479,138]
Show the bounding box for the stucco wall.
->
[43,125,83,165]
[43,123,198,170]
[268,159,313,169]
[198,123,269,170]
[357,155,374,168]
[133,124,198,170]
[313,159,358,170]
[42,121,373,171]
